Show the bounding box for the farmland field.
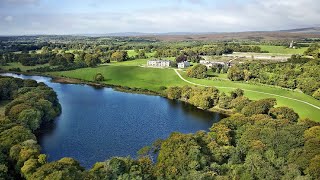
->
[50,65,188,91]
[126,50,156,58]
[258,45,308,54]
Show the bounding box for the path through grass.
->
[175,69,320,121]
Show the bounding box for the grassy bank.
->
[50,65,188,92]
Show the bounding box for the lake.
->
[1,73,226,168]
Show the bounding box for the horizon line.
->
[0,26,319,37]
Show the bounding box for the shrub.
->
[8,68,21,72]
[159,86,167,91]
[94,73,105,82]
[167,87,182,100]
[312,88,320,100]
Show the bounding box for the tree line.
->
[0,47,136,72]
[0,76,61,179]
[1,42,267,70]
[154,43,266,59]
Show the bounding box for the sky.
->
[0,0,320,35]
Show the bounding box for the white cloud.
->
[4,15,13,22]
[0,0,320,35]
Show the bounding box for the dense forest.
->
[1,77,319,179]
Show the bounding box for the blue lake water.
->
[2,73,226,168]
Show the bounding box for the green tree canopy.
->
[186,64,207,79]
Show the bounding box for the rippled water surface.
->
[2,73,226,168]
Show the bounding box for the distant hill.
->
[94,27,320,37]
[96,32,217,37]
[14,27,320,41]
[279,27,320,34]
[71,27,320,38]
[148,31,320,42]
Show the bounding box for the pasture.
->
[258,45,308,54]
[126,50,156,58]
[50,65,187,92]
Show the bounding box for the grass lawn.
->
[109,59,149,66]
[1,62,50,72]
[179,71,320,121]
[50,65,188,92]
[126,50,156,58]
[258,45,308,54]
[108,57,176,66]
[126,50,138,58]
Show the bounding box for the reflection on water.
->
[168,100,223,123]
[1,73,227,168]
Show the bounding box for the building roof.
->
[177,61,189,64]
[148,59,171,62]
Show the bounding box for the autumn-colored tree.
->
[186,64,207,79]
[111,51,128,62]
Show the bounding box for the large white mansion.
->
[147,59,173,68]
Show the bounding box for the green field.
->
[49,60,320,121]
[110,59,149,66]
[126,50,156,58]
[109,57,175,66]
[126,50,138,57]
[258,45,308,54]
[50,65,187,91]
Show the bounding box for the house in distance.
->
[147,59,173,68]
[177,61,190,69]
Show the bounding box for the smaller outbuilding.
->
[177,61,190,69]
[199,60,227,69]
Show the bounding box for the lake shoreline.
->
[0,70,163,96]
[1,71,227,168]
[0,70,232,116]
